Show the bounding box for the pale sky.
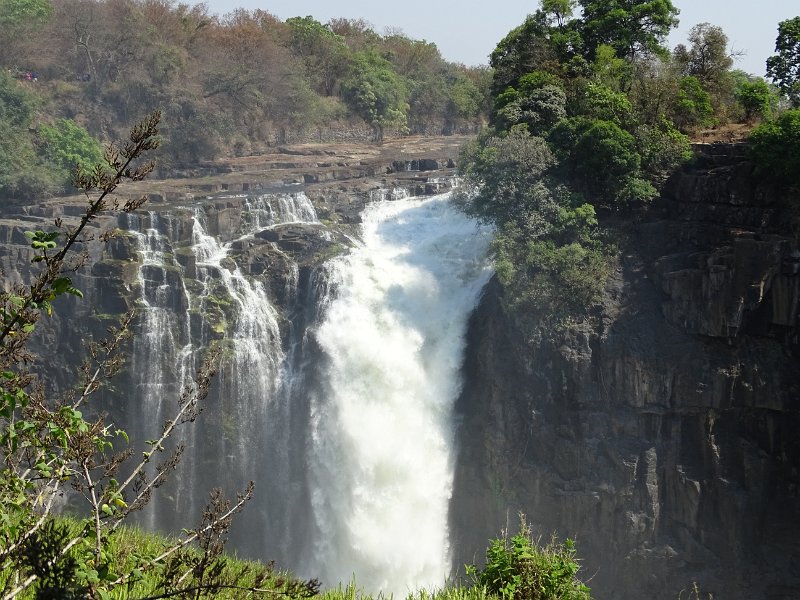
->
[198,0,798,77]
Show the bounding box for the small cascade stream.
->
[121,188,492,592]
[125,192,318,540]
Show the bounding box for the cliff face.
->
[451,144,800,599]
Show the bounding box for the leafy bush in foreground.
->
[466,517,591,600]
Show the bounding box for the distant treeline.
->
[0,0,492,201]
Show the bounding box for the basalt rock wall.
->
[451,144,800,600]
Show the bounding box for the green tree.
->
[576,81,632,125]
[341,51,409,141]
[540,0,577,28]
[0,72,54,203]
[0,0,53,63]
[671,75,714,131]
[493,72,567,134]
[748,108,800,184]
[0,0,51,26]
[285,16,349,96]
[673,23,733,87]
[489,14,561,97]
[37,118,104,188]
[766,16,800,106]
[456,129,559,231]
[549,116,656,204]
[635,117,691,181]
[591,43,630,90]
[579,0,680,60]
[736,78,777,122]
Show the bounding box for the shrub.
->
[492,224,610,322]
[37,118,104,188]
[548,116,646,205]
[467,516,591,600]
[748,108,800,185]
[672,76,714,131]
[736,78,777,122]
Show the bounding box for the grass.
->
[2,515,590,600]
[319,581,497,600]
[0,515,306,599]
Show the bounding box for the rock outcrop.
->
[450,144,800,599]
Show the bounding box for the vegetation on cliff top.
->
[0,0,491,204]
[456,0,796,330]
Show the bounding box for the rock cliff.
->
[450,144,800,599]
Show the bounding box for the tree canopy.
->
[767,16,800,107]
[579,0,680,60]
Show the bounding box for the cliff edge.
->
[451,143,800,600]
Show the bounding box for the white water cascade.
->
[307,193,493,594]
[125,192,318,539]
[121,188,492,590]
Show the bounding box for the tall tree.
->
[579,0,679,60]
[489,14,561,96]
[341,51,408,141]
[285,16,349,96]
[673,22,733,86]
[766,16,800,107]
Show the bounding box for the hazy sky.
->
[198,0,798,77]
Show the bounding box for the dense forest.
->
[0,0,492,202]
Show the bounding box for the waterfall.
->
[122,188,492,592]
[124,192,318,543]
[306,193,493,594]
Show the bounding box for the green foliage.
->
[492,224,610,322]
[37,119,105,188]
[0,0,52,66]
[0,0,52,28]
[494,83,567,134]
[447,73,486,127]
[766,16,800,107]
[0,1,489,161]
[591,44,629,89]
[549,116,655,205]
[736,78,777,122]
[456,129,557,229]
[286,16,348,97]
[457,124,612,323]
[466,516,591,600]
[341,51,409,140]
[490,15,561,97]
[635,117,692,181]
[579,0,680,60]
[748,108,800,184]
[0,72,54,202]
[672,76,715,131]
[0,71,36,128]
[576,82,632,125]
[673,23,733,88]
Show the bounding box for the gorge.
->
[0,142,798,599]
